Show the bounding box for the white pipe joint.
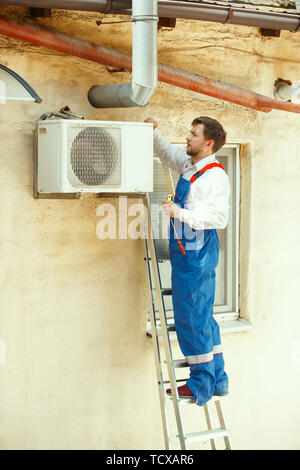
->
[274,79,300,104]
[88,0,158,108]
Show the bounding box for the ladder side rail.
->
[144,196,174,364]
[143,237,171,449]
[144,195,187,450]
[203,403,216,450]
[215,400,232,450]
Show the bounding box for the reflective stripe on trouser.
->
[186,344,223,365]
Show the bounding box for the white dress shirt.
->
[154,129,231,230]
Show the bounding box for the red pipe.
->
[0,15,133,70]
[158,63,271,113]
[0,14,299,114]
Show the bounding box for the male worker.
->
[145,116,231,406]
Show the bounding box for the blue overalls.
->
[170,162,229,406]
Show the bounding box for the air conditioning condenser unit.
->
[34,120,153,196]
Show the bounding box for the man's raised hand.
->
[144,117,158,129]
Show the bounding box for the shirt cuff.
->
[179,208,193,225]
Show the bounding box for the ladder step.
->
[167,324,176,331]
[174,394,227,406]
[147,323,176,339]
[161,378,187,385]
[173,359,189,368]
[162,359,189,368]
[162,288,172,295]
[185,428,230,443]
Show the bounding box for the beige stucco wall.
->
[0,6,300,450]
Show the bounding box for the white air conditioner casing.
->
[35,119,153,194]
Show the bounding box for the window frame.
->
[214,144,240,319]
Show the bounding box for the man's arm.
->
[163,169,231,230]
[179,170,231,230]
[144,117,187,173]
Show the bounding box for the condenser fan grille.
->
[68,127,121,187]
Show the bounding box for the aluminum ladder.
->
[143,194,232,451]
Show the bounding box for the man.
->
[145,116,231,406]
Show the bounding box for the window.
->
[148,144,251,333]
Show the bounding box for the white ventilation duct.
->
[88,0,158,108]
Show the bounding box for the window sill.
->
[146,317,252,340]
[218,318,252,334]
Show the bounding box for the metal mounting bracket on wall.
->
[101,0,112,14]
[29,7,52,18]
[260,28,281,37]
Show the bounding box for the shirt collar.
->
[184,153,217,172]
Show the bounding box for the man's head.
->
[186,116,226,162]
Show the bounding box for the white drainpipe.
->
[88,0,158,108]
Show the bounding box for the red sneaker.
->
[166,384,194,398]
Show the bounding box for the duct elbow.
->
[88,0,158,109]
[129,81,157,107]
[88,81,157,108]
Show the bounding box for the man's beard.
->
[186,146,197,157]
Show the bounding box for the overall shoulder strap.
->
[189,162,225,183]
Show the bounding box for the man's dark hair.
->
[192,116,226,153]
